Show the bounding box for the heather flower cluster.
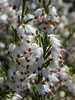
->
[0,0,75,100]
[7,24,44,93]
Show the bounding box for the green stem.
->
[22,0,26,19]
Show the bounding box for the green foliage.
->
[0,62,9,80]
[43,0,51,13]
[22,0,26,17]
[43,0,51,8]
[35,32,52,68]
[11,26,20,43]
[40,33,50,56]
[24,18,33,24]
[69,66,75,75]
[0,88,13,99]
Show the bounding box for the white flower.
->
[53,15,60,23]
[44,14,51,22]
[13,46,23,57]
[11,93,22,100]
[8,63,16,80]
[9,0,21,8]
[31,2,37,9]
[34,8,42,17]
[24,14,34,22]
[23,35,34,43]
[42,68,59,84]
[47,25,55,32]
[31,47,43,56]
[17,25,25,36]
[8,43,16,52]
[25,24,37,36]
[23,98,27,100]
[48,73,59,83]
[59,72,69,80]
[42,68,49,79]
[71,84,75,96]
[49,34,61,48]
[59,91,65,97]
[7,21,44,92]
[0,42,5,49]
[65,80,72,87]
[0,14,8,23]
[65,82,75,96]
[36,84,51,95]
[61,65,69,72]
[49,34,64,68]
[49,6,57,16]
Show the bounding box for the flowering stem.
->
[43,0,51,13]
[22,0,26,20]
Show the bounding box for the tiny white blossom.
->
[48,73,59,83]
[9,0,21,8]
[59,91,65,97]
[24,14,34,22]
[0,14,8,22]
[36,84,51,95]
[8,43,16,52]
[59,72,70,80]
[49,6,57,16]
[11,93,22,100]
[17,25,25,36]
[42,68,49,79]
[25,24,37,36]
[34,8,42,17]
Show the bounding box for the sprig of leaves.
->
[22,0,26,17]
[11,26,20,43]
[0,88,13,99]
[43,0,51,13]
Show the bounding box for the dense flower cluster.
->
[7,23,44,93]
[0,0,75,100]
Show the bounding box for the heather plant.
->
[0,0,75,100]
